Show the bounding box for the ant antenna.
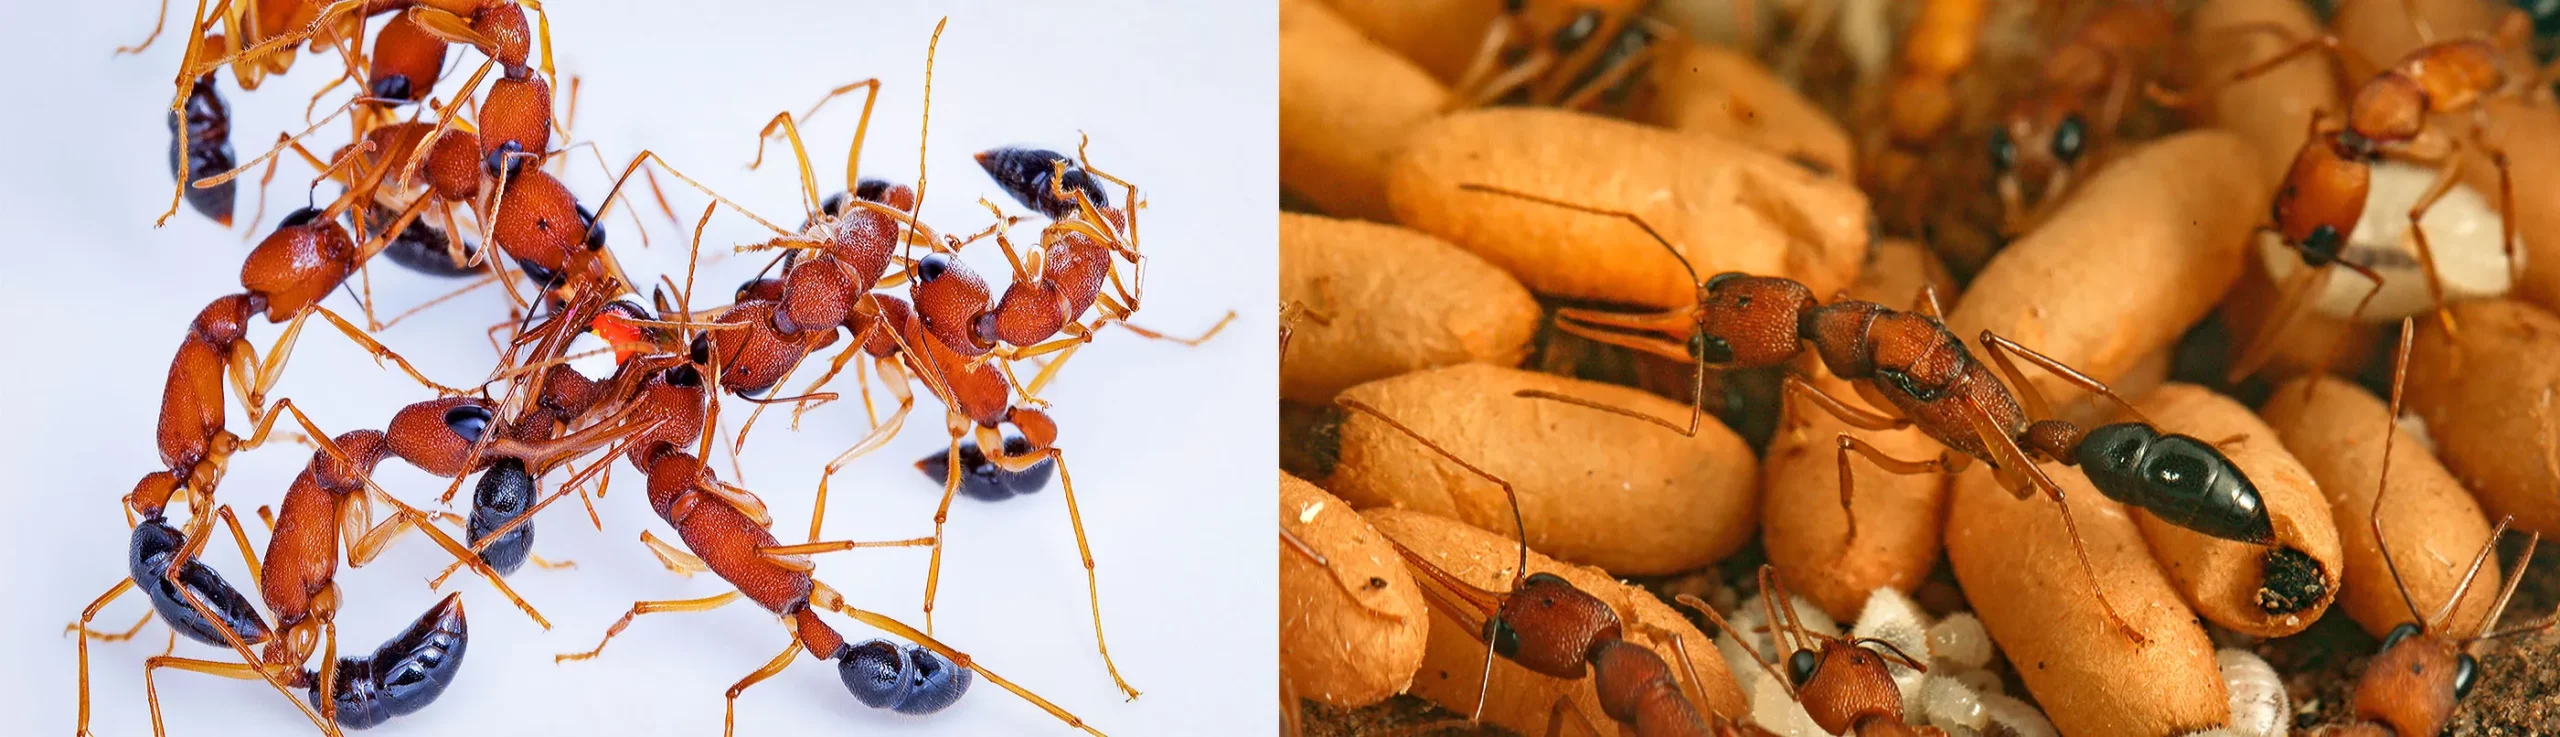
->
[1455,183,1706,291]
[906,17,946,264]
[2372,317,2425,626]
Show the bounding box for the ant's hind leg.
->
[1831,434,1949,556]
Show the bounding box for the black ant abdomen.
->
[168,74,237,226]
[466,459,538,576]
[973,147,1108,220]
[835,638,973,715]
[2074,423,2274,544]
[129,516,271,648]
[912,431,1054,502]
[307,593,468,728]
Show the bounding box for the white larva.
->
[2217,648,2290,737]
[1927,612,1995,670]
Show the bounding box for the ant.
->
[1458,183,2278,644]
[2182,9,2549,383]
[1446,0,1666,111]
[1681,567,1943,737]
[1988,1,2176,233]
[2308,318,2559,736]
[548,255,1105,734]
[1327,396,1763,736]
[170,66,238,227]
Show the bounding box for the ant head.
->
[2075,423,2274,544]
[1698,273,1814,368]
[1486,572,1623,679]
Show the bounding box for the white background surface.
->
[0,2,1275,735]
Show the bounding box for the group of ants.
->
[75,2,1241,736]
[1286,1,2560,735]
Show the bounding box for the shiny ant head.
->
[1697,272,1815,369]
[2074,423,2274,544]
[1484,572,1623,679]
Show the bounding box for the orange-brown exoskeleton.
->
[1447,0,1668,111]
[1709,568,1945,737]
[2209,11,2548,383]
[1988,2,2177,233]
[1458,184,2281,646]
[2307,319,2559,736]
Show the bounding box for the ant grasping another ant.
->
[1453,183,2279,646]
[2307,318,2560,736]
[2156,8,2556,384]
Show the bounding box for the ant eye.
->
[2454,653,2479,699]
[2381,622,2420,651]
[1990,129,2018,171]
[1786,650,1819,687]
[442,404,493,444]
[1484,619,1522,659]
[915,253,953,283]
[1690,334,1734,364]
[1552,9,1603,53]
[370,75,413,103]
[2052,114,2087,163]
[688,332,713,366]
[280,207,326,228]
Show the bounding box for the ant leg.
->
[2398,141,2470,336]
[1978,330,2156,426]
[809,582,1106,735]
[2227,254,2337,384]
[144,656,317,737]
[1554,28,1658,111]
[808,358,914,543]
[189,99,363,191]
[2298,261,2390,405]
[375,273,503,332]
[777,77,883,196]
[721,641,804,737]
[1955,396,2152,646]
[746,111,827,216]
[214,505,263,588]
[118,0,175,55]
[790,336,873,429]
[554,591,746,663]
[1457,50,1553,111]
[1783,375,1911,432]
[153,0,218,227]
[986,438,1141,699]
[1831,434,1949,555]
[640,530,711,576]
[922,432,968,635]
[74,579,147,737]
[761,536,934,568]
[301,305,473,395]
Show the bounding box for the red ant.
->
[1681,567,1943,737]
[541,247,1105,735]
[1447,0,1665,111]
[2186,10,2550,383]
[1324,396,1753,736]
[1987,1,2177,233]
[2308,318,2559,736]
[1459,184,2279,644]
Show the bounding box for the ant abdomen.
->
[168,73,236,226]
[1488,572,1622,678]
[363,204,482,278]
[835,639,973,715]
[129,517,271,648]
[2074,423,2274,544]
[308,593,467,729]
[466,459,537,575]
[974,147,1108,220]
[912,430,1055,502]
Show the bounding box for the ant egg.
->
[1976,692,2059,737]
[1851,587,1931,700]
[1918,676,1989,731]
[1927,612,1994,669]
[2216,649,2288,737]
